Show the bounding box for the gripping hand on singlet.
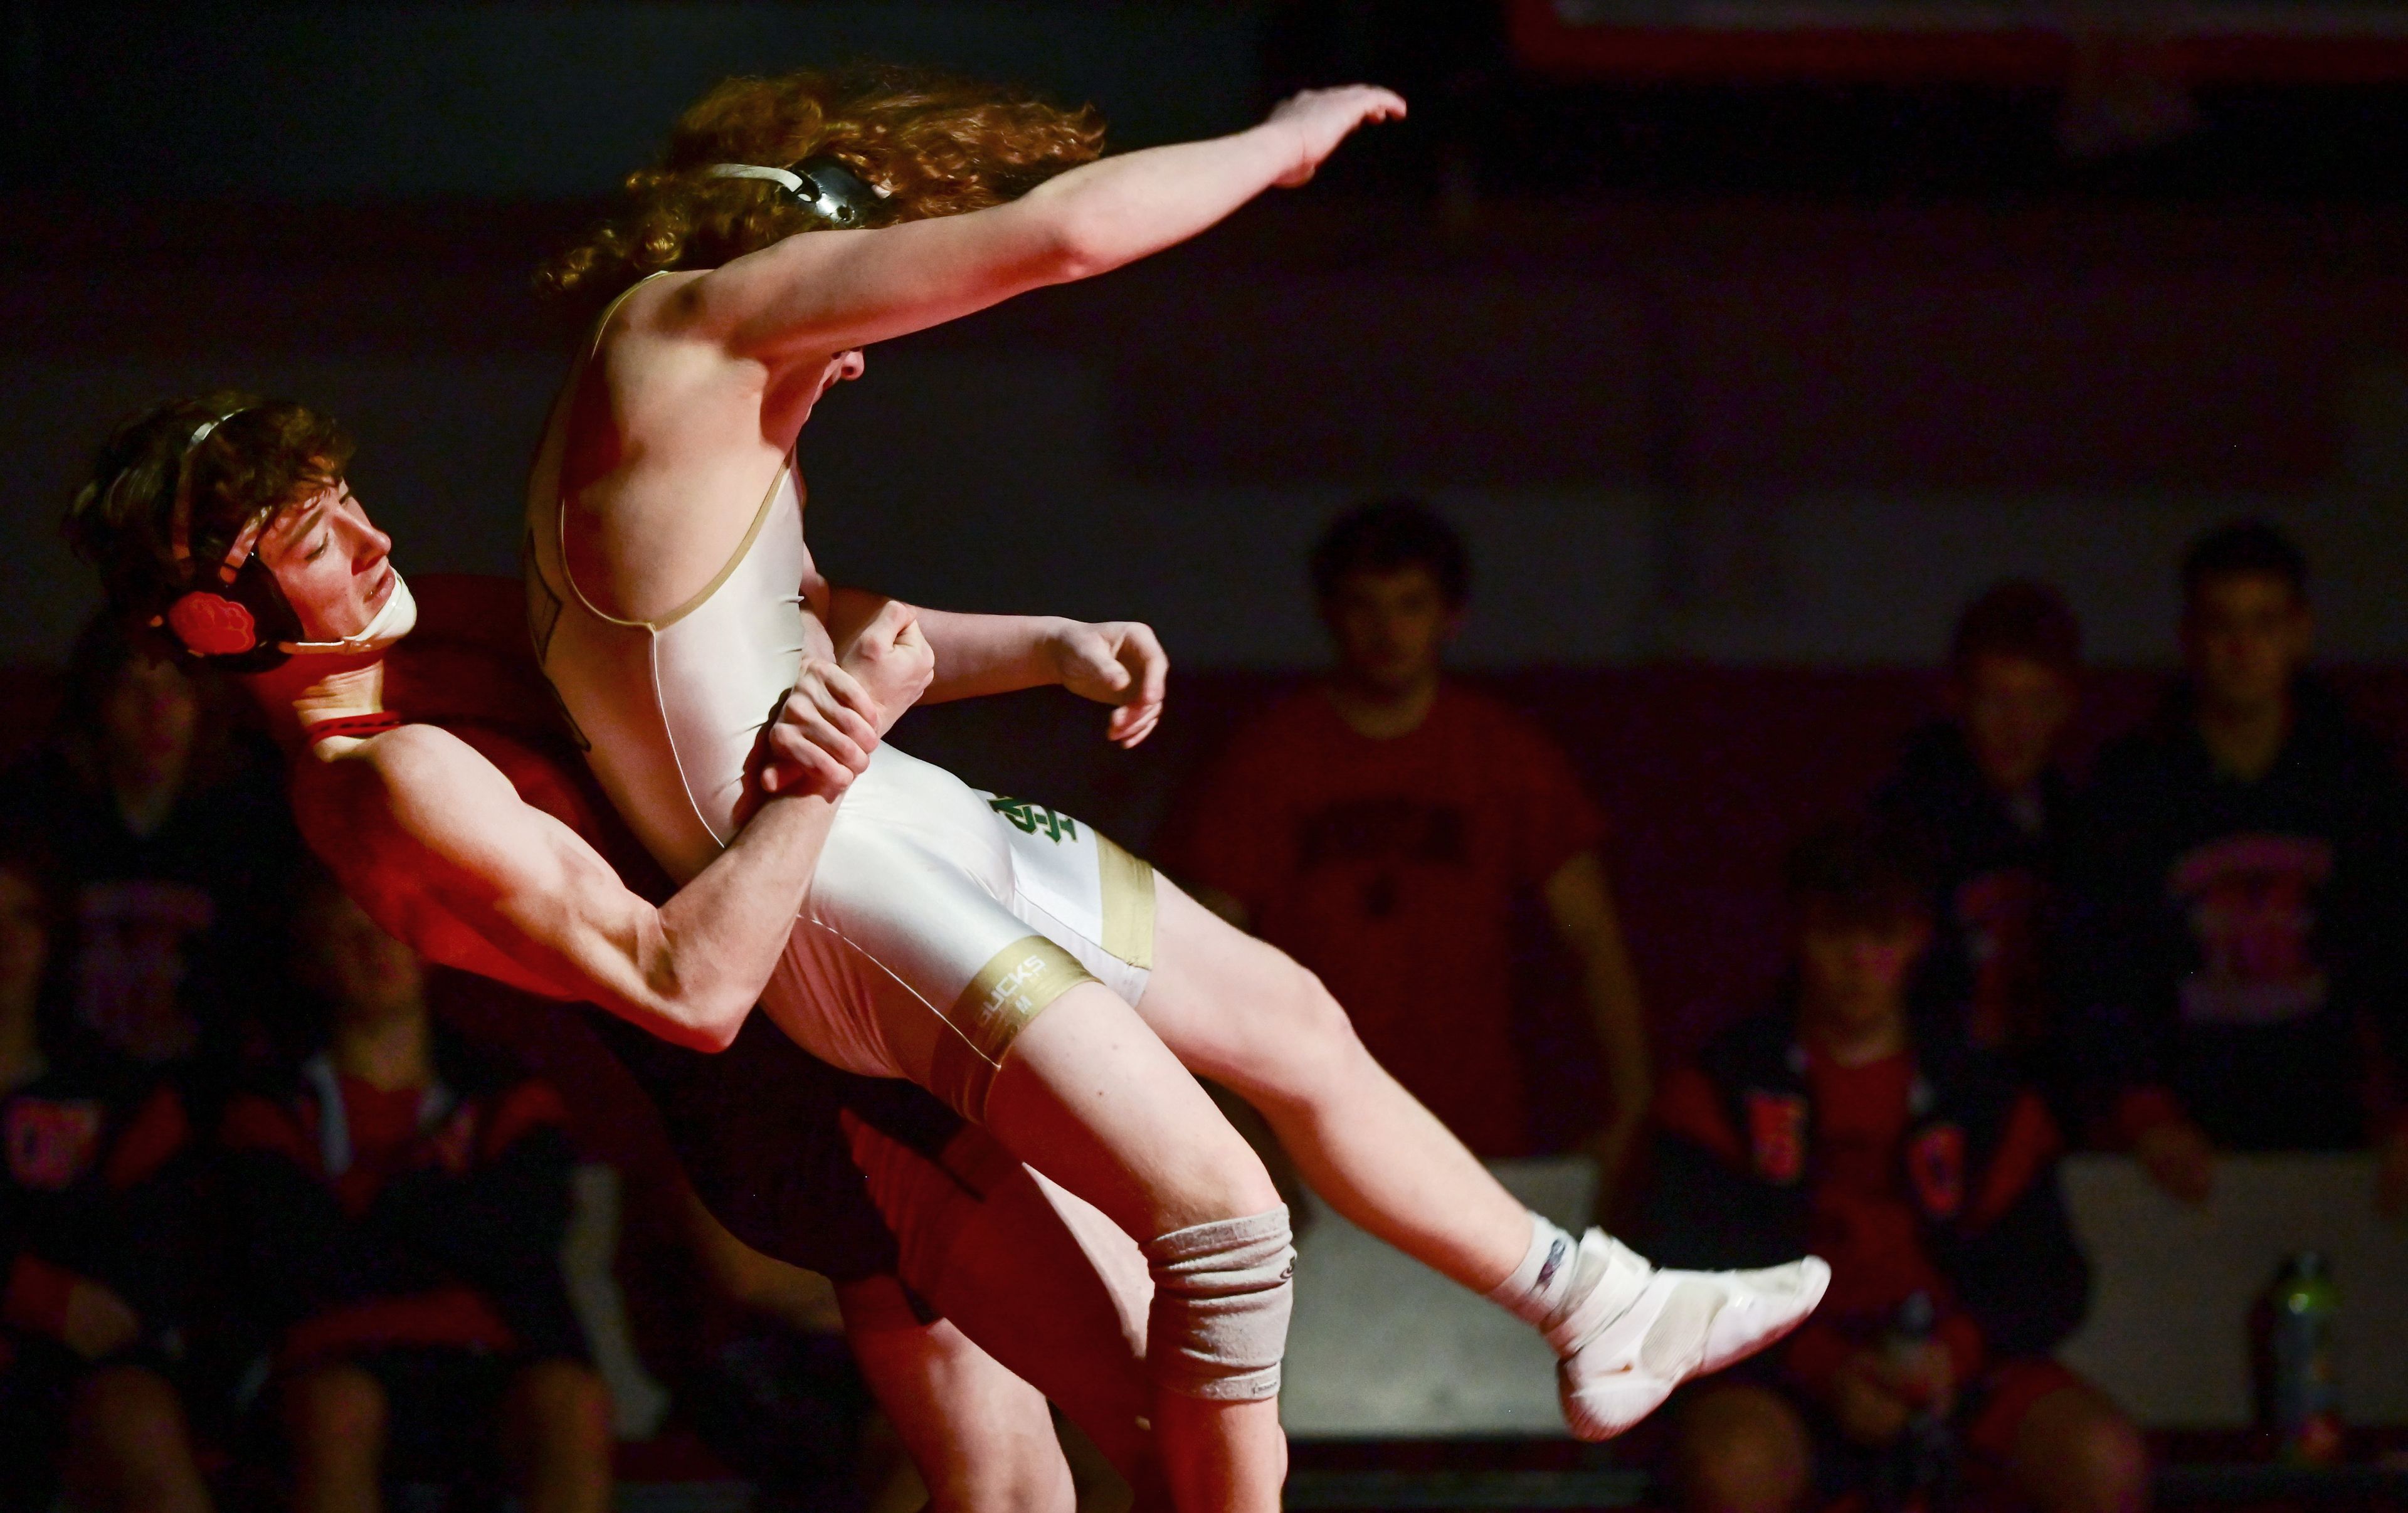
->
[756,598,934,799]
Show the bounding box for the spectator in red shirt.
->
[1171,499,1650,1178]
[0,835,211,1513]
[1647,820,2143,1513]
[219,875,610,1513]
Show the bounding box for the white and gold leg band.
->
[928,935,1096,1122]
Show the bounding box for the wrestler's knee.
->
[1175,935,1368,1115]
[1141,1204,1297,1403]
[926,1440,1075,1513]
[1255,959,1369,1104]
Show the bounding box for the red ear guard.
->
[149,411,302,667]
[164,591,260,656]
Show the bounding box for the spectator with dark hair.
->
[218,875,609,1513]
[0,834,211,1513]
[1875,581,2084,1094]
[1647,818,2142,1513]
[0,612,299,1083]
[1171,498,1652,1184]
[2070,520,2408,1210]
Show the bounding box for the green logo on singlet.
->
[988,797,1079,844]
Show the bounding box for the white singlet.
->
[526,277,1154,1120]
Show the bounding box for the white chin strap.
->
[279,569,419,656]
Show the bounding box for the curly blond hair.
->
[540,63,1106,310]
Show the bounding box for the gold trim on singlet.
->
[928,936,1096,1120]
[1096,835,1157,971]
[544,270,800,635]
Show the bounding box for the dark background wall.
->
[8,0,2408,1173]
[7,0,2408,672]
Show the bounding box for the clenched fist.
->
[1047,619,1168,748]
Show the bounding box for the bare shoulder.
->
[356,722,509,791]
[289,726,606,1003]
[295,724,520,842]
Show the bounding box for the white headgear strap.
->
[709,162,808,194]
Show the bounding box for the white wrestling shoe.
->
[1543,1230,1829,1441]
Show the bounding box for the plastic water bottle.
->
[1874,1291,1956,1513]
[2251,1252,2342,1465]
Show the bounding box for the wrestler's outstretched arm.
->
[668,85,1405,359]
[826,587,1166,747]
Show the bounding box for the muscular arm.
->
[300,623,916,1052]
[670,87,1403,362]
[312,729,835,1053]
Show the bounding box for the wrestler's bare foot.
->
[1541,1231,1827,1441]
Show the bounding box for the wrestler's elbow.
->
[626,949,750,1052]
[621,991,744,1053]
[1032,201,1121,285]
[659,985,751,1053]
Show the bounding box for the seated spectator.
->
[2070,520,2408,1208]
[1167,498,1651,1178]
[0,613,299,1088]
[219,874,609,1513]
[0,835,211,1513]
[1645,820,2143,1513]
[1874,581,2083,1095]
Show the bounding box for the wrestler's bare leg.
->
[1135,877,1828,1440]
[845,1118,1171,1512]
[1138,877,1528,1289]
[873,981,1287,1512]
[985,986,1286,1513]
[839,1278,1076,1513]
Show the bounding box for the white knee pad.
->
[1141,1205,1295,1401]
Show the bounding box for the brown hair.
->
[62,394,354,645]
[539,63,1106,309]
[1783,816,1933,931]
[1949,579,2082,679]
[2181,517,2308,603]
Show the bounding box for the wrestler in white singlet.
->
[525,277,1151,1122]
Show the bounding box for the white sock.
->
[1485,1212,1588,1332]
